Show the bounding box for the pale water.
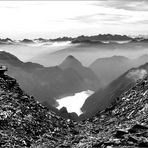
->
[57,90,94,116]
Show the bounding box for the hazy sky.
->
[0,0,148,39]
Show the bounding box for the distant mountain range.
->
[1,34,148,45]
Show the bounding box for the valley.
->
[1,36,148,120]
[1,1,148,147]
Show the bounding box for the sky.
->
[0,0,148,39]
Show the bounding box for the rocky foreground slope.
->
[0,74,78,148]
[75,76,148,147]
[1,71,148,147]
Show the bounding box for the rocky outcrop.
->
[1,66,148,147]
[0,74,77,147]
[74,75,148,147]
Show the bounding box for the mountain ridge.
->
[0,51,102,120]
[81,63,148,119]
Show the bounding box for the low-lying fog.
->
[57,90,94,116]
[1,41,148,115]
[1,41,148,67]
[0,41,71,62]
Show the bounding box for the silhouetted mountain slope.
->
[130,38,148,43]
[0,51,101,120]
[0,38,13,42]
[81,63,148,119]
[1,65,148,147]
[0,51,43,70]
[0,73,78,147]
[90,55,148,86]
[71,34,131,43]
[0,38,13,45]
[50,37,73,42]
[72,39,103,44]
[60,55,102,90]
[90,55,131,86]
[20,39,34,43]
[75,75,148,147]
[34,38,49,42]
[60,55,82,69]
[0,52,83,106]
[33,66,86,100]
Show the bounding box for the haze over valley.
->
[1,36,148,120]
[2,1,148,147]
[1,37,148,68]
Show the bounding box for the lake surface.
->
[56,90,94,116]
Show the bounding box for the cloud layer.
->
[0,1,148,39]
[94,0,148,11]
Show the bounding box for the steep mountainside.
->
[90,55,131,86]
[0,52,100,107]
[74,75,148,147]
[1,67,148,147]
[0,73,78,147]
[33,66,86,101]
[81,63,148,119]
[90,55,148,86]
[60,55,101,90]
[0,51,43,71]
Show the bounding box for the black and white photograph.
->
[0,0,148,147]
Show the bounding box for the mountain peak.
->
[60,55,82,70]
[67,55,76,59]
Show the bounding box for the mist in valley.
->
[1,41,148,68]
[2,1,148,147]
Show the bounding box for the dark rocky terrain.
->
[74,75,148,147]
[0,73,78,148]
[1,67,148,147]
